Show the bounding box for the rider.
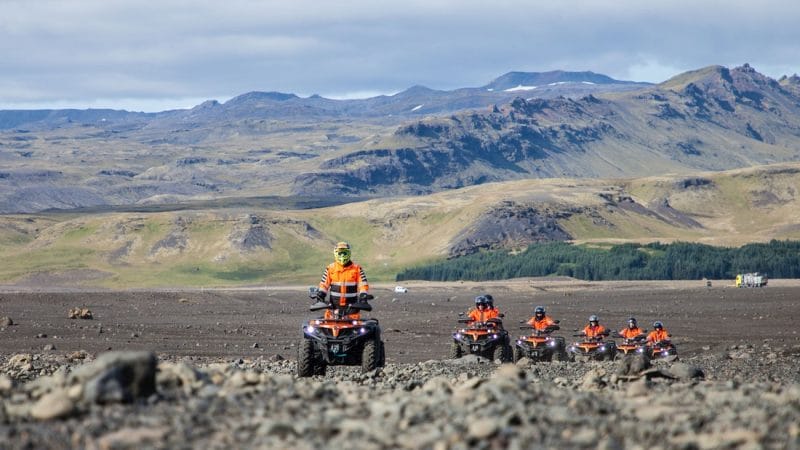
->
[526,306,559,332]
[618,317,645,340]
[582,315,609,340]
[646,321,671,345]
[466,295,501,324]
[316,241,370,320]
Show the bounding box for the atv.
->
[297,287,385,377]
[451,315,512,362]
[567,335,617,362]
[645,340,678,361]
[613,332,648,358]
[512,323,568,363]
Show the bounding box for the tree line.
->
[395,240,800,281]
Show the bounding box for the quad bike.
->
[645,340,678,361]
[613,333,647,358]
[512,323,568,363]
[451,315,512,362]
[567,335,617,362]
[297,287,385,377]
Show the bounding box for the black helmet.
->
[628,317,637,327]
[483,294,494,307]
[474,295,487,305]
[534,306,545,316]
[589,314,599,323]
[653,321,663,329]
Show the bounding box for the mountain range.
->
[3,63,800,286]
[2,64,799,214]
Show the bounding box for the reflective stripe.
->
[331,292,359,298]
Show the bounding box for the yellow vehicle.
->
[735,273,767,288]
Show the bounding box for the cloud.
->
[1,0,798,111]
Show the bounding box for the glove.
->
[358,292,370,301]
[315,290,327,302]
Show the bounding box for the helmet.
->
[483,294,494,307]
[474,295,488,305]
[589,315,599,323]
[628,317,637,327]
[653,321,663,329]
[333,241,351,265]
[534,306,545,316]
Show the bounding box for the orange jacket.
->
[583,324,607,339]
[647,329,670,344]
[619,327,644,339]
[467,307,500,323]
[319,261,369,319]
[527,315,557,331]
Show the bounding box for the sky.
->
[1,0,799,112]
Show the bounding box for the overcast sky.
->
[2,0,798,112]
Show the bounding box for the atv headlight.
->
[352,320,358,325]
[305,326,316,334]
[454,333,462,340]
[359,327,367,335]
[637,348,644,353]
[548,340,557,347]
[599,345,606,352]
[491,334,498,339]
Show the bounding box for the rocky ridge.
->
[0,345,797,449]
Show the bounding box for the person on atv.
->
[618,317,645,340]
[466,295,501,324]
[526,306,559,332]
[581,315,609,340]
[316,241,370,320]
[646,321,671,345]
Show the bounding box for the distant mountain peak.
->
[483,70,643,91]
[225,91,299,105]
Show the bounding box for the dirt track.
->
[1,279,798,362]
[1,279,799,449]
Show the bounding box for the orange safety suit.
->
[467,307,500,323]
[583,324,607,339]
[527,315,557,332]
[619,327,644,339]
[646,328,670,344]
[318,261,369,320]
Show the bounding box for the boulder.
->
[69,351,157,404]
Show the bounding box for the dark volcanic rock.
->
[449,201,572,257]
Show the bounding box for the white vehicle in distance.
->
[394,286,408,293]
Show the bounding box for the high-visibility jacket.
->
[583,324,607,339]
[318,261,369,307]
[647,329,670,344]
[619,327,644,339]
[467,307,500,323]
[527,315,557,331]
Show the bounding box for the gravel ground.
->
[0,280,798,449]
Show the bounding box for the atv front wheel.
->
[493,344,511,363]
[361,339,381,373]
[512,345,521,363]
[450,342,463,359]
[297,339,316,377]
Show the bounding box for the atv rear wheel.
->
[450,342,463,359]
[378,341,386,367]
[297,339,316,377]
[361,339,380,373]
